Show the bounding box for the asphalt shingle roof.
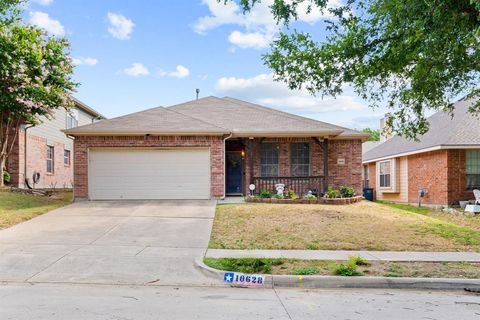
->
[65,96,368,138]
[363,98,480,162]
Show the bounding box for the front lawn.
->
[204,257,480,279]
[0,191,72,229]
[209,202,480,251]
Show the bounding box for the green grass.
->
[0,191,72,229]
[378,201,434,215]
[203,258,480,279]
[203,257,284,274]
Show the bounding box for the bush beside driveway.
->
[209,202,480,251]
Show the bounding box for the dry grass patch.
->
[210,202,480,251]
[0,191,72,229]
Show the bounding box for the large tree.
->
[227,0,480,139]
[0,1,77,186]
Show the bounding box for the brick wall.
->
[446,149,472,205]
[407,150,449,206]
[244,138,362,195]
[73,135,224,199]
[6,131,73,189]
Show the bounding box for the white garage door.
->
[88,148,211,200]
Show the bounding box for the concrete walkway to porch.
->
[206,249,480,262]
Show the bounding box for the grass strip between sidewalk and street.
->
[204,257,480,279]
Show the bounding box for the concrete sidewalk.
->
[206,249,480,262]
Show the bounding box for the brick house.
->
[362,98,480,207]
[7,98,105,189]
[64,96,368,200]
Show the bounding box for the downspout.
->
[23,124,35,189]
[222,133,233,199]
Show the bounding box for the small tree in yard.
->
[0,1,77,187]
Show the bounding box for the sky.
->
[23,0,387,130]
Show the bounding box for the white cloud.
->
[72,57,99,67]
[32,0,54,6]
[107,12,134,40]
[215,73,366,114]
[124,63,149,77]
[157,65,190,79]
[194,0,340,49]
[29,11,65,36]
[228,31,271,49]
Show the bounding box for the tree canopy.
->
[0,0,77,185]
[361,128,380,141]
[227,0,480,139]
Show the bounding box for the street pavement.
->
[0,283,479,319]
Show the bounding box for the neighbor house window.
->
[261,143,279,177]
[363,165,370,188]
[66,110,79,129]
[291,143,310,176]
[64,150,71,166]
[47,146,54,173]
[379,161,391,188]
[466,150,480,189]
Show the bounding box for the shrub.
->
[326,187,340,198]
[288,189,297,200]
[348,256,370,266]
[259,190,272,198]
[340,185,355,198]
[3,170,11,184]
[333,261,360,276]
[305,193,317,200]
[293,267,320,275]
[275,193,284,199]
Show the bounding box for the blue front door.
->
[226,152,244,194]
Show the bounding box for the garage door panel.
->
[89,149,211,200]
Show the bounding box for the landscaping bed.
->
[204,257,480,279]
[246,195,363,205]
[0,191,73,229]
[209,202,480,251]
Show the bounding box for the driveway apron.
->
[0,200,220,286]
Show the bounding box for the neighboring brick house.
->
[362,98,480,207]
[64,96,368,200]
[6,98,105,189]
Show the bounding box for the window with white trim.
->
[379,161,391,188]
[66,109,79,129]
[466,150,480,189]
[47,146,54,173]
[64,149,71,166]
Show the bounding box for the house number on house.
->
[224,272,265,287]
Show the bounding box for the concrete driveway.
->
[0,200,219,286]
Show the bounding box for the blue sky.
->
[24,0,386,130]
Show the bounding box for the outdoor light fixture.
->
[241,150,245,157]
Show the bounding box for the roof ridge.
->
[164,104,230,132]
[222,96,364,135]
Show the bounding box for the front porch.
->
[225,137,330,197]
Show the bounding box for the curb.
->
[194,258,480,290]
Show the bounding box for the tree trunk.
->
[0,156,5,188]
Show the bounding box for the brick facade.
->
[365,149,475,207]
[6,130,73,189]
[243,138,362,195]
[73,135,224,199]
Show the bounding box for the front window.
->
[261,143,279,177]
[379,161,391,188]
[466,150,480,189]
[64,150,71,166]
[47,146,54,173]
[291,143,310,177]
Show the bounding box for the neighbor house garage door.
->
[88,148,210,200]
